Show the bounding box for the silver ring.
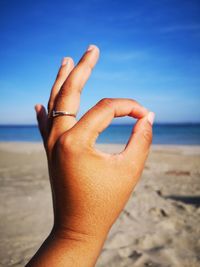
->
[51,110,76,118]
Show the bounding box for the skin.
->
[26,45,154,267]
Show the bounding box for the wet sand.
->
[0,143,200,267]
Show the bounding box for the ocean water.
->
[0,124,200,145]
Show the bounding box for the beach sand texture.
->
[0,143,200,267]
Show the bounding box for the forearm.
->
[26,229,105,267]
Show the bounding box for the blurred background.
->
[1,1,200,267]
[1,0,200,144]
[1,0,200,123]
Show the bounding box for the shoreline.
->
[0,141,200,154]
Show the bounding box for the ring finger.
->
[48,57,74,122]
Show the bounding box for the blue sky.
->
[0,0,200,124]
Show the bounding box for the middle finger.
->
[52,45,100,134]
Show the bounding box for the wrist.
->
[27,225,106,267]
[51,224,106,246]
[52,213,110,245]
[47,227,106,267]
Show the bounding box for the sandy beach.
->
[0,142,200,267]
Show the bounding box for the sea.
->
[0,124,200,145]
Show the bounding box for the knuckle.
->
[58,133,74,150]
[142,128,152,144]
[85,64,92,77]
[80,57,93,71]
[57,133,81,154]
[59,79,78,96]
[130,98,138,105]
[98,98,113,107]
[87,59,95,72]
[63,79,73,91]
[126,98,139,108]
[82,59,93,72]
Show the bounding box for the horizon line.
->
[0,122,200,127]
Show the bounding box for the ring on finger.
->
[49,110,77,118]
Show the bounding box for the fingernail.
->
[34,105,38,112]
[87,44,96,52]
[61,57,68,66]
[35,105,42,113]
[147,112,155,125]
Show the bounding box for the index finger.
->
[70,98,149,146]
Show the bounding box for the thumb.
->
[35,104,48,145]
[122,112,155,172]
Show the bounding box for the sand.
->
[0,142,200,267]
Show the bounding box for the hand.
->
[29,45,154,267]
